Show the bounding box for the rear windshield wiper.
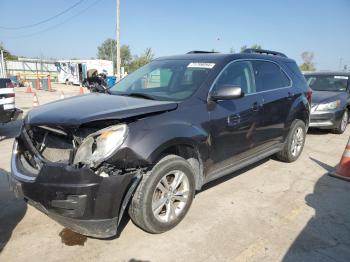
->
[123,92,156,100]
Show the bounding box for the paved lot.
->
[1,85,350,261]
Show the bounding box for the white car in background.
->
[0,78,22,124]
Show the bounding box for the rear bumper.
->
[0,106,23,123]
[9,139,141,238]
[309,109,343,129]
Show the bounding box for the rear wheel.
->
[334,109,348,134]
[276,120,306,162]
[129,155,195,233]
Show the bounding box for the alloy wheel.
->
[152,170,190,223]
[291,127,304,157]
[341,111,348,132]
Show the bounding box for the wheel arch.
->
[286,95,310,130]
[149,141,205,191]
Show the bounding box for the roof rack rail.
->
[241,48,288,58]
[186,50,219,54]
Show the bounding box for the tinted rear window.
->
[251,61,291,92]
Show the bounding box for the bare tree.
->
[300,51,316,71]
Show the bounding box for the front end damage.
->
[8,122,144,238]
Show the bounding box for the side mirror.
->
[211,85,244,101]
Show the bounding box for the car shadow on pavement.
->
[283,157,350,262]
[0,120,22,142]
[307,128,333,136]
[0,168,27,253]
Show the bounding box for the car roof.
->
[304,71,350,76]
[154,52,295,63]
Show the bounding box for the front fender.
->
[106,119,209,168]
[137,122,209,164]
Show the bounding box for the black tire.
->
[276,120,306,163]
[334,109,348,134]
[128,155,195,233]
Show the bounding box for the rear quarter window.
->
[285,62,307,83]
[251,61,291,92]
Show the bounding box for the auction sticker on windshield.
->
[334,76,349,80]
[187,62,216,69]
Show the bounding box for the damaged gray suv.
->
[8,50,310,237]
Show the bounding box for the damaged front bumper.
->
[8,139,142,238]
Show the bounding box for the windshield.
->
[305,75,349,92]
[110,60,215,101]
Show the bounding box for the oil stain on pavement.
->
[59,228,87,246]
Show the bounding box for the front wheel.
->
[128,155,195,233]
[276,120,306,162]
[334,109,348,134]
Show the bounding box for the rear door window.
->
[251,61,291,92]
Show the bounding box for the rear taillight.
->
[306,87,312,104]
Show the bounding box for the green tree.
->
[128,48,155,72]
[97,38,132,72]
[299,51,316,72]
[0,43,18,60]
[240,44,262,52]
[250,44,262,50]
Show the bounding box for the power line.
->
[4,0,102,39]
[0,0,85,30]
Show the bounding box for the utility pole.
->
[116,0,121,80]
[0,49,5,78]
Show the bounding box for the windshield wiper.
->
[123,92,156,100]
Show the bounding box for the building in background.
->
[4,58,113,85]
[6,58,58,81]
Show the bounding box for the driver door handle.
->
[252,102,262,112]
[227,114,240,126]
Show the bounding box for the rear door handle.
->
[287,92,294,100]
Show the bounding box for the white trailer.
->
[55,59,113,85]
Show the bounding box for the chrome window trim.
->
[207,58,293,100]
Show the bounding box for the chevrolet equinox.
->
[8,49,311,238]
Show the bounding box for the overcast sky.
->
[0,0,349,70]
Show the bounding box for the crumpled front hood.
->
[26,93,178,127]
[311,90,345,104]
